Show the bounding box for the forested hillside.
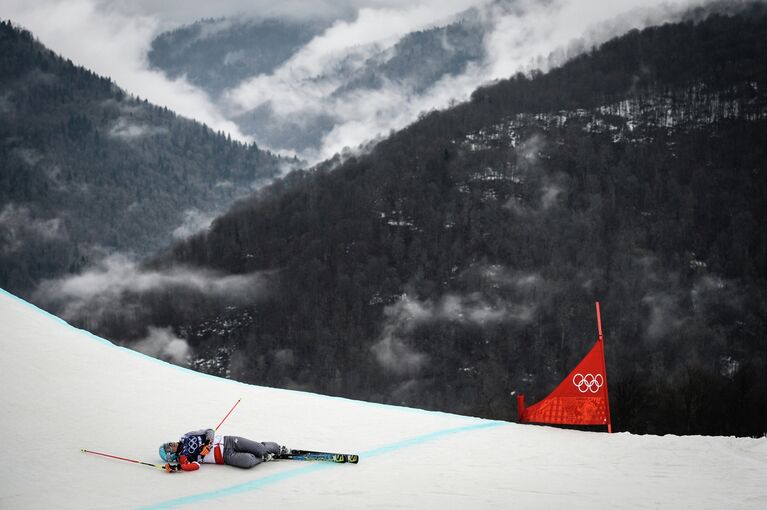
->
[0,21,287,296]
[63,9,767,435]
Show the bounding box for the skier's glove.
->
[199,440,211,457]
[164,463,179,473]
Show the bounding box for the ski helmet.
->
[159,442,178,462]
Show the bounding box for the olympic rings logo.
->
[572,373,603,393]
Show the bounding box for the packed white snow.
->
[0,288,765,509]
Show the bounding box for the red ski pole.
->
[215,398,241,431]
[81,448,165,470]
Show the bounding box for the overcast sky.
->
[4,0,722,160]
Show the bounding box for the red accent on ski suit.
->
[178,455,200,471]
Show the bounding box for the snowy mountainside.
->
[0,288,765,509]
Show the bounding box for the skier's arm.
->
[199,432,214,456]
[195,429,215,456]
[183,428,214,443]
[184,428,212,438]
[178,455,201,471]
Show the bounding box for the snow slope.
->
[1,288,765,509]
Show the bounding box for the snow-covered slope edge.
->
[0,288,764,509]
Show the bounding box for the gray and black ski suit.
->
[177,428,283,471]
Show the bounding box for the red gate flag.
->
[517,302,612,432]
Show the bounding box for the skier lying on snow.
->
[159,428,289,473]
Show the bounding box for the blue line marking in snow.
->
[138,420,506,510]
[360,420,504,459]
[0,288,510,506]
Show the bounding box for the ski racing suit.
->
[177,428,282,471]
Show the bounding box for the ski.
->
[277,449,359,464]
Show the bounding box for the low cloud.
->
[371,289,534,374]
[33,253,269,326]
[540,182,566,210]
[642,291,688,341]
[11,147,44,166]
[0,92,13,114]
[0,204,66,253]
[108,117,168,140]
[639,263,748,345]
[503,133,570,214]
[133,326,191,363]
[475,265,543,294]
[504,180,568,215]
[517,133,547,164]
[371,334,429,376]
[273,348,295,366]
[172,209,219,239]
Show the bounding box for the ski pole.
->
[215,398,241,431]
[81,448,165,470]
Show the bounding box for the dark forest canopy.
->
[21,8,767,436]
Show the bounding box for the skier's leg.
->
[225,451,260,468]
[223,437,284,468]
[260,441,282,455]
[231,437,281,456]
[223,436,263,468]
[232,437,267,454]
